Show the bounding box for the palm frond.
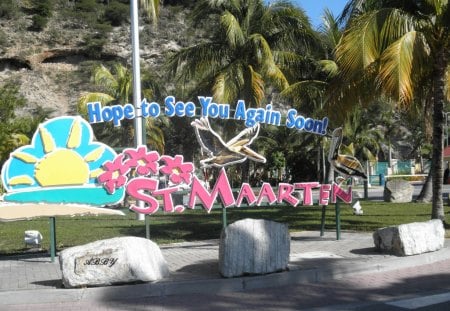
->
[93,65,118,93]
[336,9,390,76]
[77,92,115,116]
[140,0,160,27]
[281,80,327,109]
[247,33,288,90]
[318,60,339,78]
[318,8,341,50]
[221,10,245,48]
[166,43,229,84]
[378,31,429,105]
[246,65,265,107]
[212,61,244,104]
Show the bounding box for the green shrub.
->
[32,0,53,17]
[29,0,53,31]
[30,15,49,31]
[0,0,18,19]
[104,0,130,26]
[74,0,98,13]
[0,29,8,48]
[83,35,107,59]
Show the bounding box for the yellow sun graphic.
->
[8,119,105,188]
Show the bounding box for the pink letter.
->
[294,182,320,205]
[188,168,234,212]
[235,183,257,207]
[319,184,332,205]
[277,183,300,207]
[153,186,180,212]
[127,177,159,214]
[256,183,277,206]
[332,183,352,203]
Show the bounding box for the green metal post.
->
[320,205,326,236]
[364,180,369,199]
[49,217,56,262]
[335,201,341,240]
[222,205,227,229]
[145,214,150,239]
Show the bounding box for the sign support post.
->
[49,217,56,262]
[222,203,227,229]
[145,214,150,239]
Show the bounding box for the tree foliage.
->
[0,83,52,168]
[167,0,317,107]
[329,0,450,221]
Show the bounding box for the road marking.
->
[386,292,450,309]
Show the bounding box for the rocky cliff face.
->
[0,4,192,117]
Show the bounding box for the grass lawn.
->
[0,201,448,255]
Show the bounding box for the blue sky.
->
[291,0,348,28]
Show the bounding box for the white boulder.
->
[219,218,290,278]
[59,236,169,288]
[383,179,413,203]
[373,219,445,256]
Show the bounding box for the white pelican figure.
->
[328,128,367,180]
[191,117,266,168]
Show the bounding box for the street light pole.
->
[131,0,143,148]
[130,0,145,221]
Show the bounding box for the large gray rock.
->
[373,219,445,256]
[383,179,414,202]
[59,237,169,288]
[219,218,290,278]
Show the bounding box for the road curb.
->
[2,247,450,306]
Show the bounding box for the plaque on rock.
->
[59,236,169,288]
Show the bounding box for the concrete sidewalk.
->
[0,231,449,307]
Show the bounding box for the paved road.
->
[5,258,450,310]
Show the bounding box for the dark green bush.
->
[83,35,107,59]
[32,0,53,17]
[28,0,53,31]
[104,0,130,26]
[30,15,49,31]
[74,0,98,13]
[0,0,18,19]
[0,29,8,48]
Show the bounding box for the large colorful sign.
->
[0,98,357,221]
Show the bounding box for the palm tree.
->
[140,0,160,26]
[78,63,166,153]
[167,0,317,182]
[330,0,450,221]
[279,9,343,184]
[167,0,317,107]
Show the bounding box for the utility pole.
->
[130,0,145,221]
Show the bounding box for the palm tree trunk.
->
[431,47,447,221]
[416,171,432,203]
